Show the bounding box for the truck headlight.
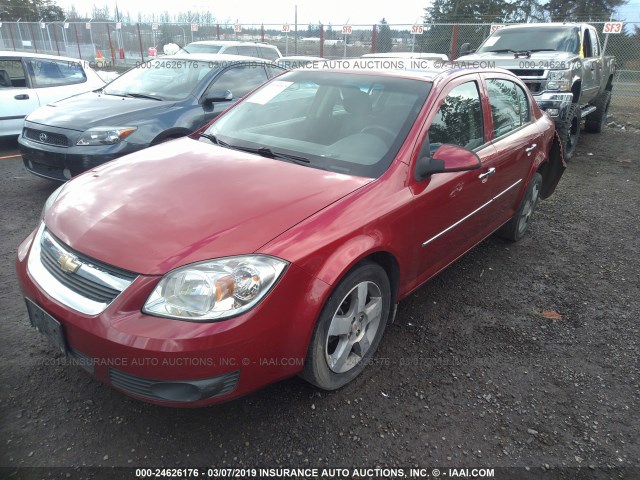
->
[143,256,288,321]
[76,127,136,146]
[547,70,571,91]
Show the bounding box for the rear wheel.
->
[498,173,543,242]
[301,261,391,390]
[557,104,581,161]
[584,90,611,133]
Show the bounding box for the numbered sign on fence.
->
[152,23,159,31]
[411,25,424,35]
[342,25,352,35]
[40,22,45,29]
[85,22,91,30]
[603,22,623,34]
[233,24,243,33]
[64,22,69,29]
[281,24,290,33]
[490,24,506,34]
[191,23,198,32]
[115,22,121,30]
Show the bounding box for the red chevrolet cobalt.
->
[16,65,565,406]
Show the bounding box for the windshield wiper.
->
[487,49,531,58]
[199,133,229,146]
[127,92,163,101]
[227,144,311,164]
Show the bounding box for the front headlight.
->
[546,70,572,91]
[76,127,136,146]
[143,255,288,321]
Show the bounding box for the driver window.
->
[583,29,594,58]
[208,64,268,98]
[428,81,484,151]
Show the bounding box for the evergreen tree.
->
[376,18,393,53]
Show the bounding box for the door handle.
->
[14,94,30,100]
[525,144,537,156]
[478,167,496,180]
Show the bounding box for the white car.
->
[183,41,282,61]
[0,51,105,137]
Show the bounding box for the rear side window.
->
[258,47,280,61]
[27,59,87,87]
[209,64,268,98]
[236,46,259,57]
[429,81,484,150]
[0,59,27,88]
[487,79,529,138]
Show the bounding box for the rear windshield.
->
[476,26,580,54]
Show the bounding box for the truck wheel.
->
[557,104,581,161]
[584,90,611,134]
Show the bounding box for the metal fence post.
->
[137,23,144,63]
[107,23,115,66]
[7,23,17,50]
[51,23,60,56]
[28,23,38,53]
[450,23,459,60]
[320,24,324,58]
[371,24,377,53]
[73,23,82,59]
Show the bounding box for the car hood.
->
[45,137,371,275]
[26,91,179,131]
[459,51,580,69]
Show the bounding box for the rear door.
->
[0,58,39,135]
[481,74,542,224]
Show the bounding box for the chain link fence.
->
[1,20,638,98]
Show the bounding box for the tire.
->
[584,90,611,134]
[557,103,581,161]
[300,261,391,390]
[498,173,543,242]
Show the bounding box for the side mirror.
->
[204,89,233,103]
[459,43,474,56]
[415,144,481,181]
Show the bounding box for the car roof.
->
[186,41,279,47]
[0,50,91,64]
[160,53,269,63]
[497,23,582,30]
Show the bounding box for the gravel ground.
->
[1,107,639,479]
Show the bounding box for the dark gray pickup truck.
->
[458,23,616,159]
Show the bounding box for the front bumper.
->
[16,227,330,406]
[18,122,143,181]
[533,92,574,120]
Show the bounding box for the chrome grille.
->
[29,225,138,314]
[24,128,69,147]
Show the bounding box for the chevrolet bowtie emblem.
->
[58,253,81,273]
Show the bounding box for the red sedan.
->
[16,65,565,406]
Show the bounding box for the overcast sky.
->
[55,0,428,25]
[54,0,640,25]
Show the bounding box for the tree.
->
[376,18,393,53]
[542,0,627,21]
[1,0,64,21]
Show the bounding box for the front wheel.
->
[584,90,611,133]
[557,104,581,161]
[498,173,543,242]
[300,261,391,390]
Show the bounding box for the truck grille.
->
[24,128,69,147]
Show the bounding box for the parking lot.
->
[1,104,639,477]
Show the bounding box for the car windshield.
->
[476,26,580,54]
[103,59,217,101]
[185,44,223,54]
[205,71,431,178]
